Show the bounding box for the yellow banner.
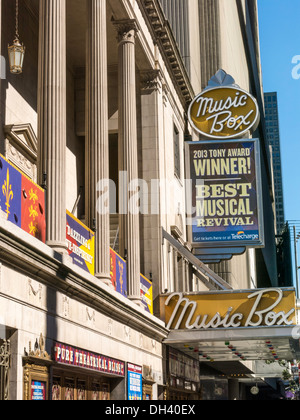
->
[66,210,95,276]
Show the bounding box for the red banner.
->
[21,175,46,243]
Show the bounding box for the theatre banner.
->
[140,274,153,315]
[0,154,46,243]
[110,248,127,298]
[186,139,264,248]
[66,211,95,276]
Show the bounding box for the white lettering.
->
[245,288,283,327]
[207,109,254,135]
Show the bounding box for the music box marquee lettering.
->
[188,71,260,139]
[165,289,296,331]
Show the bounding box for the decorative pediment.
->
[4,123,38,181]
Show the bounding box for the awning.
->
[164,326,300,363]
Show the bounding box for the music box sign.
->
[164,288,297,331]
[188,70,260,140]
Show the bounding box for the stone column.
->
[38,0,67,254]
[199,0,221,88]
[140,69,163,304]
[113,20,141,305]
[85,0,111,285]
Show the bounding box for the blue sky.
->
[258,0,300,223]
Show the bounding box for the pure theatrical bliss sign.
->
[164,289,297,331]
[54,342,125,377]
[188,86,260,139]
[186,139,264,247]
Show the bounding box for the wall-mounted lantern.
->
[8,0,25,74]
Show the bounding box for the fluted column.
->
[85,0,111,285]
[199,0,221,88]
[38,0,67,254]
[113,20,141,304]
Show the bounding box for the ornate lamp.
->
[8,0,25,74]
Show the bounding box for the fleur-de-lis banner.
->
[0,156,22,227]
[0,154,46,243]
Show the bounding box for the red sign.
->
[54,342,125,377]
[21,175,46,243]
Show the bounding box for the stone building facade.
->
[0,0,282,400]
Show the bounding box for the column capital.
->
[112,19,139,44]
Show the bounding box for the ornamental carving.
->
[112,19,139,44]
[28,278,42,301]
[24,333,51,361]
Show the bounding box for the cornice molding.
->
[139,0,194,107]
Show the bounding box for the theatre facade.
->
[0,0,298,400]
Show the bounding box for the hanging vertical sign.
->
[140,274,153,315]
[21,176,46,243]
[110,248,128,298]
[0,155,22,226]
[66,211,95,276]
[0,154,46,243]
[186,139,264,247]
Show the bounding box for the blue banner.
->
[0,156,22,227]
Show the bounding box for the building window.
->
[174,125,181,179]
